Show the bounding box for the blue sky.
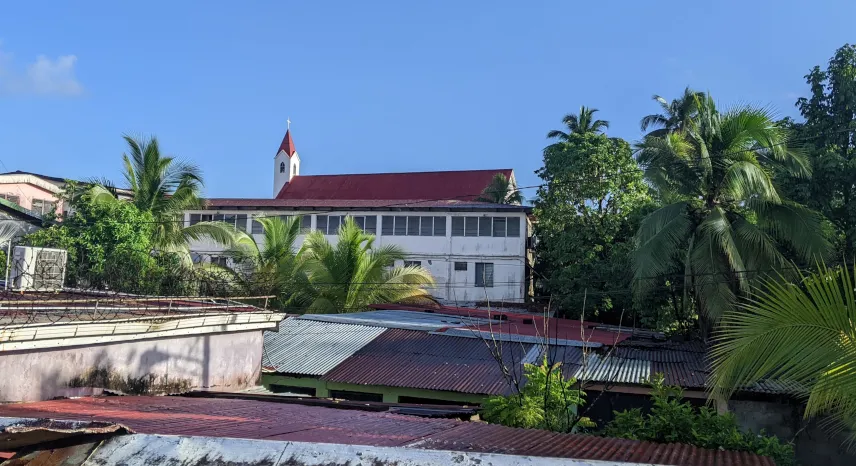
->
[0,1,853,199]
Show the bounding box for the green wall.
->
[262,374,486,405]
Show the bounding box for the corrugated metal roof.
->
[263,317,386,375]
[0,397,775,465]
[575,353,652,384]
[275,169,514,201]
[322,329,532,395]
[298,310,490,331]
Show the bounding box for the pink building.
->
[0,171,66,216]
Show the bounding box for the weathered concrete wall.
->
[0,330,263,402]
[729,399,852,466]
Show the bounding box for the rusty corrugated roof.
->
[0,396,775,465]
[321,328,531,395]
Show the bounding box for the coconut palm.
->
[226,215,308,304]
[547,106,609,140]
[640,88,706,137]
[93,135,238,253]
[633,96,829,329]
[295,217,435,313]
[711,264,856,445]
[475,173,524,205]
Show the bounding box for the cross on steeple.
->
[287,118,291,130]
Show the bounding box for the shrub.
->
[602,373,795,465]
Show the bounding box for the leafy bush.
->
[602,374,795,465]
[482,357,594,433]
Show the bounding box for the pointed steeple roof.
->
[277,129,296,157]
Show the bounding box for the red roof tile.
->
[275,169,513,201]
[277,129,296,157]
[321,329,530,395]
[0,396,774,465]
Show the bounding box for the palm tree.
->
[640,88,706,137]
[93,135,238,253]
[633,96,829,329]
[227,216,308,305]
[546,106,609,140]
[711,264,856,445]
[295,217,435,313]
[475,173,524,205]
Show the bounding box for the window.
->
[393,216,407,236]
[280,161,285,173]
[189,214,201,226]
[478,217,492,236]
[216,213,248,232]
[404,260,421,267]
[492,217,507,237]
[252,218,264,234]
[454,262,468,271]
[475,263,494,287]
[434,216,446,236]
[507,216,521,237]
[31,199,56,215]
[420,216,433,236]
[381,215,446,236]
[0,193,20,205]
[352,215,377,234]
[451,217,465,236]
[452,216,521,238]
[300,215,312,233]
[211,256,229,268]
[328,390,383,402]
[382,216,394,235]
[465,217,479,237]
[316,215,344,235]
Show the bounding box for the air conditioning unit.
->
[9,246,68,291]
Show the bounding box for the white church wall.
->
[183,210,529,303]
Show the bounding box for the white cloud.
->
[0,43,83,96]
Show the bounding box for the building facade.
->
[185,128,532,304]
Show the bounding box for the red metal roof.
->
[277,129,296,157]
[378,304,631,346]
[321,329,531,395]
[203,197,528,210]
[0,396,773,465]
[275,169,513,201]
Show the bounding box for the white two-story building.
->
[185,128,532,303]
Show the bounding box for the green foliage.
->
[603,374,795,465]
[474,173,523,205]
[23,189,157,289]
[482,357,594,433]
[547,106,609,140]
[777,44,856,258]
[230,216,435,313]
[534,131,653,322]
[633,94,831,330]
[0,248,6,277]
[711,263,856,448]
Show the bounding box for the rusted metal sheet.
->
[0,397,775,465]
[321,328,532,395]
[412,422,775,465]
[262,317,386,375]
[0,417,131,450]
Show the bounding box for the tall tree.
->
[294,217,436,313]
[93,135,237,253]
[711,264,856,446]
[780,44,856,258]
[633,96,830,330]
[640,88,706,137]
[534,130,652,322]
[475,173,524,204]
[546,106,609,140]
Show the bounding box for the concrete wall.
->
[186,210,530,303]
[0,181,62,213]
[0,330,264,402]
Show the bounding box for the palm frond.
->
[719,161,780,202]
[749,199,831,263]
[632,202,693,299]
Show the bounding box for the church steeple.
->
[273,120,300,197]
